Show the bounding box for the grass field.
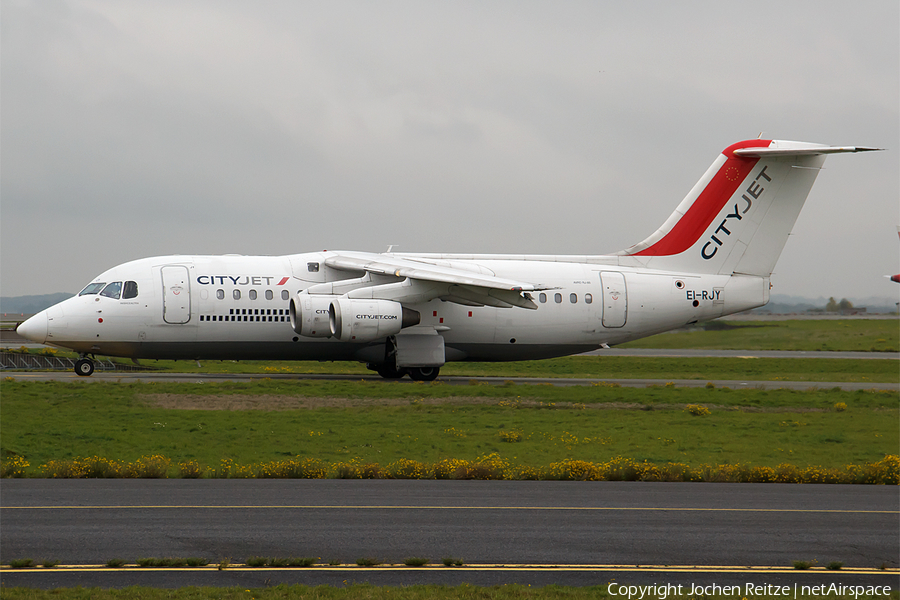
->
[2,319,897,480]
[620,319,898,352]
[1,379,896,476]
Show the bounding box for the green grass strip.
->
[619,319,898,352]
[2,381,897,472]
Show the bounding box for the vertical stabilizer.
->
[618,140,880,277]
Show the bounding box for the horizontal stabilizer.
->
[733,145,883,157]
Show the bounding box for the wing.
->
[303,251,548,310]
[325,252,541,291]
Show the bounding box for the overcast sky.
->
[2,0,898,303]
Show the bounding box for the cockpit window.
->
[79,282,106,296]
[122,281,139,299]
[100,282,122,299]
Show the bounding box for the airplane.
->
[16,139,881,378]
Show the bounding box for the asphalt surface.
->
[582,348,900,360]
[5,369,897,392]
[2,480,898,589]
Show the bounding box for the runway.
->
[582,348,900,360]
[5,369,897,392]
[2,480,897,588]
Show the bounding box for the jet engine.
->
[329,298,420,342]
[289,294,334,337]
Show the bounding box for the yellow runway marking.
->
[1,505,895,514]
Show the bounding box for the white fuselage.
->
[29,251,767,363]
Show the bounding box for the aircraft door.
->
[161,265,191,324]
[600,271,627,328]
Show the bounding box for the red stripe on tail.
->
[634,140,770,257]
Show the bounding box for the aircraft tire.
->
[74,358,95,377]
[408,366,439,381]
[377,366,407,379]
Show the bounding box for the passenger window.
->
[308,262,320,272]
[249,290,258,300]
[281,290,289,301]
[122,281,138,299]
[79,282,106,296]
[585,293,593,304]
[216,289,225,300]
[539,293,547,303]
[570,293,577,304]
[100,282,122,299]
[554,293,562,303]
[265,290,274,300]
[233,289,241,300]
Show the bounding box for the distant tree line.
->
[825,297,854,313]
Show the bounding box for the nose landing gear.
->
[74,356,95,377]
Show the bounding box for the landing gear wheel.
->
[74,358,95,377]
[377,366,407,379]
[408,366,440,382]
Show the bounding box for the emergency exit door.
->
[600,271,627,328]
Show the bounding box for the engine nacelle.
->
[289,294,334,337]
[329,298,420,342]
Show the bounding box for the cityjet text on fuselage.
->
[196,276,290,286]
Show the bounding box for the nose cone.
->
[16,311,48,344]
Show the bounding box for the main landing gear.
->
[407,366,440,382]
[369,364,441,381]
[74,356,95,377]
[376,365,406,379]
[369,336,441,381]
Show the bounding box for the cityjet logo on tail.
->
[196,276,291,286]
[701,165,771,260]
